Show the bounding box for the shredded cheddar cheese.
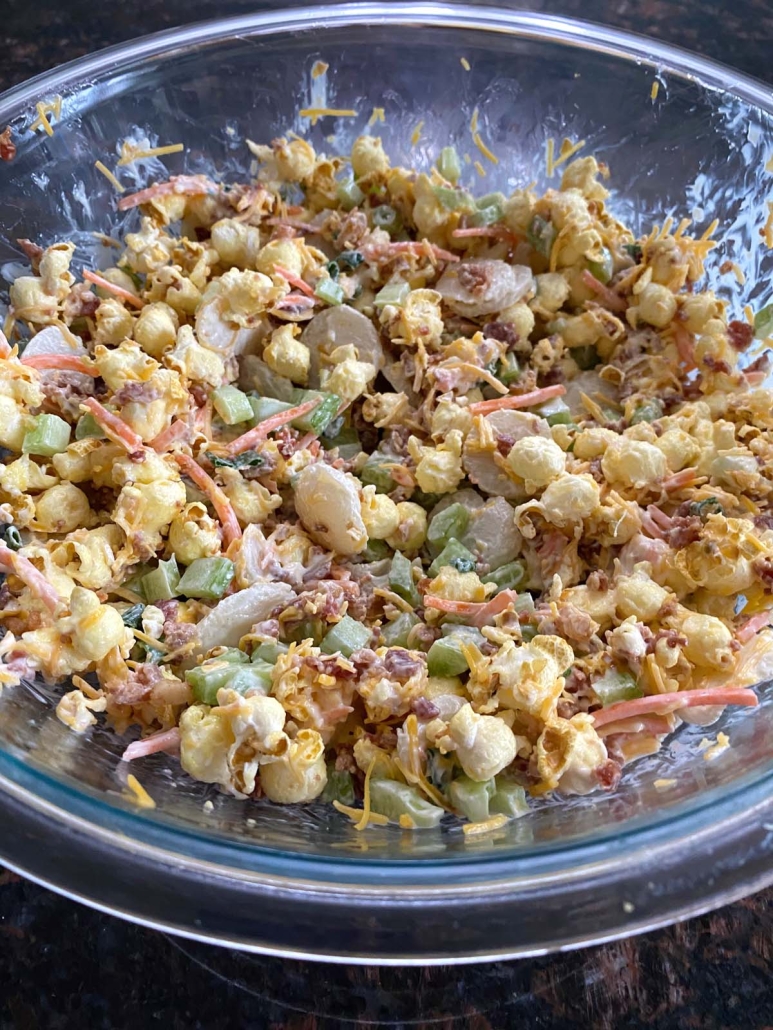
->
[298,107,358,125]
[703,732,731,761]
[368,107,386,126]
[763,202,773,248]
[551,137,586,173]
[125,774,156,810]
[651,80,660,101]
[545,137,556,177]
[473,160,486,178]
[461,57,471,71]
[94,160,125,193]
[766,154,773,173]
[30,97,62,137]
[745,303,755,326]
[472,131,498,165]
[117,143,185,166]
[311,61,329,79]
[411,121,424,147]
[463,814,508,836]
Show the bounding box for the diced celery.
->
[230,660,273,696]
[314,278,345,306]
[514,593,535,616]
[436,146,461,185]
[212,385,254,425]
[449,775,496,823]
[592,668,642,706]
[359,539,392,562]
[337,177,364,211]
[520,624,538,643]
[433,186,474,212]
[631,399,664,424]
[374,281,410,309]
[75,413,105,440]
[482,560,526,593]
[289,389,342,434]
[624,242,643,262]
[428,538,477,577]
[359,454,396,493]
[22,413,70,457]
[320,615,371,657]
[186,658,272,705]
[427,637,469,677]
[381,611,420,648]
[177,557,234,600]
[586,247,614,284]
[371,204,401,234]
[141,556,180,602]
[321,425,361,460]
[441,623,487,647]
[427,503,470,552]
[286,618,324,644]
[490,780,529,818]
[321,766,356,805]
[546,409,575,426]
[369,778,444,828]
[249,395,292,425]
[498,353,520,385]
[389,551,421,607]
[527,214,556,258]
[571,344,600,371]
[252,641,289,664]
[472,192,505,227]
[412,489,442,511]
[211,647,250,665]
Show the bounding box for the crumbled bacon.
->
[110,664,163,705]
[0,126,15,162]
[40,372,95,419]
[482,321,518,348]
[113,381,162,405]
[412,697,440,719]
[17,237,43,272]
[667,515,702,550]
[381,648,425,681]
[595,759,622,790]
[457,262,492,296]
[753,556,773,586]
[586,570,609,592]
[727,319,754,352]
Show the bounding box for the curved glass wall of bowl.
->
[1,4,773,959]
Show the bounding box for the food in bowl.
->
[0,131,769,831]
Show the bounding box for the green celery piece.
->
[252,641,289,664]
[498,353,520,385]
[449,775,496,822]
[369,778,444,828]
[389,551,421,607]
[212,385,254,425]
[336,177,364,211]
[520,624,538,643]
[360,454,396,493]
[141,556,180,602]
[546,410,575,426]
[630,399,664,424]
[374,281,410,309]
[289,389,341,435]
[187,658,272,705]
[592,668,642,705]
[177,557,234,600]
[472,192,505,227]
[586,248,614,284]
[75,413,105,440]
[754,305,773,340]
[482,560,526,593]
[427,503,470,552]
[321,766,356,805]
[381,611,420,648]
[321,424,361,459]
[211,647,250,665]
[433,186,475,213]
[320,615,371,657]
[427,637,470,677]
[249,395,293,426]
[441,624,487,647]
[22,413,70,457]
[527,215,556,258]
[314,279,345,306]
[286,618,324,644]
[436,146,461,185]
[428,538,477,577]
[371,204,402,234]
[359,539,392,562]
[490,780,529,818]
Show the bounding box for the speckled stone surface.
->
[2,1,773,1026]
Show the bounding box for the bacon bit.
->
[673,325,697,369]
[273,293,316,312]
[452,226,520,241]
[580,269,628,313]
[591,688,758,729]
[273,265,316,297]
[21,353,98,375]
[149,418,190,453]
[736,610,772,644]
[0,329,11,359]
[82,269,144,309]
[121,726,181,761]
[81,398,145,454]
[663,467,699,492]
[0,543,62,613]
[225,396,322,456]
[424,589,518,627]
[0,126,15,162]
[173,452,242,546]
[468,383,566,416]
[116,174,218,212]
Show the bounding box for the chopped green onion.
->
[490,780,529,818]
[289,389,342,434]
[527,214,556,258]
[371,204,401,234]
[586,248,614,285]
[630,399,664,424]
[212,385,254,425]
[381,611,421,648]
[427,503,471,552]
[520,624,538,643]
[337,249,364,271]
[0,524,22,551]
[321,766,356,805]
[320,614,371,657]
[389,551,421,607]
[369,778,444,828]
[436,146,461,185]
[449,775,496,822]
[325,261,340,281]
[428,538,477,577]
[121,603,145,629]
[433,186,474,212]
[426,748,455,791]
[592,667,642,706]
[22,413,70,457]
[624,242,643,262]
[205,450,265,470]
[249,395,292,425]
[482,560,526,593]
[427,636,470,677]
[546,410,575,427]
[686,496,724,520]
[177,557,234,600]
[75,413,105,440]
[571,344,600,371]
[359,538,392,562]
[754,305,773,340]
[252,640,289,664]
[359,454,396,493]
[374,281,410,309]
[141,556,180,603]
[337,177,364,211]
[314,278,345,306]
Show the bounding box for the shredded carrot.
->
[172,452,242,546]
[82,269,144,309]
[81,398,145,453]
[424,589,518,627]
[0,543,62,613]
[21,354,98,375]
[225,396,322,456]
[592,688,758,729]
[468,384,566,416]
[673,325,697,368]
[580,269,627,312]
[117,174,217,212]
[663,467,699,492]
[273,265,315,297]
[452,226,520,241]
[736,611,772,644]
[149,418,189,453]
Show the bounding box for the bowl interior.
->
[1,5,773,871]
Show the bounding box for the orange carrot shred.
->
[468,384,566,416]
[82,269,145,309]
[225,396,322,456]
[173,452,242,546]
[81,398,145,453]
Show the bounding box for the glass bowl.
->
[1,2,773,964]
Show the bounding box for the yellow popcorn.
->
[262,325,310,384]
[360,486,400,540]
[616,568,670,621]
[493,635,574,720]
[409,430,465,494]
[385,502,427,555]
[428,567,488,602]
[601,438,667,490]
[168,502,222,564]
[34,483,92,534]
[351,135,390,177]
[506,436,565,492]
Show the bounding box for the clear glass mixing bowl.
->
[1,2,773,964]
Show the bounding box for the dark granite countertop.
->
[2,1,773,1026]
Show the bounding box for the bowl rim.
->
[2,0,773,961]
